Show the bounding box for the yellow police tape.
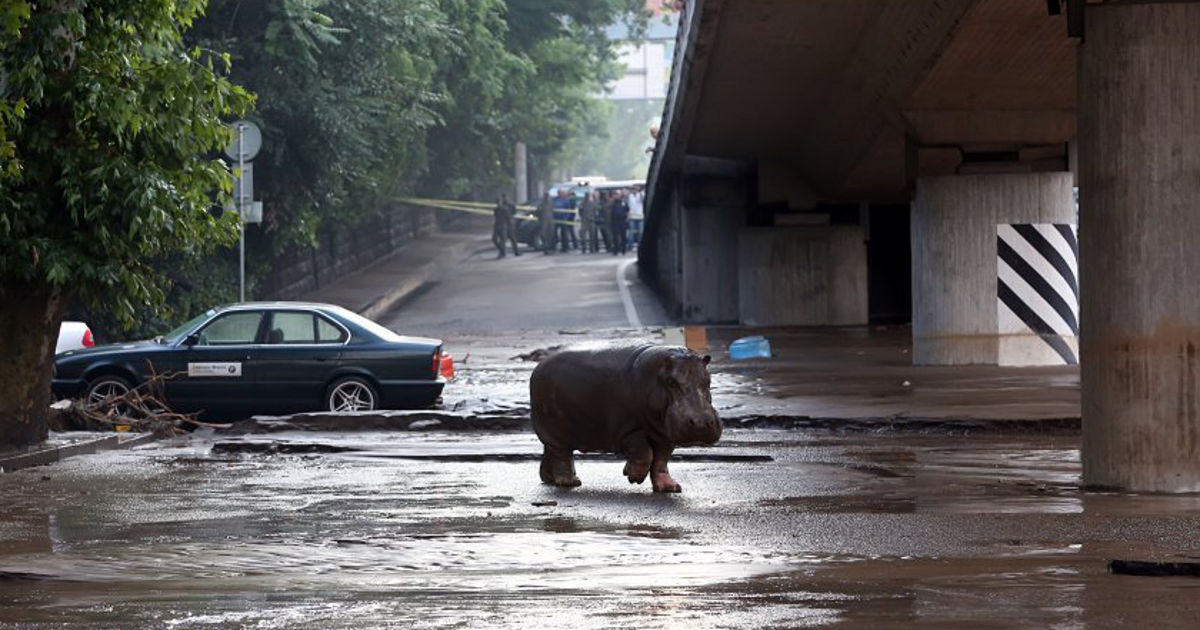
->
[398,197,579,226]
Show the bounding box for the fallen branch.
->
[51,362,229,435]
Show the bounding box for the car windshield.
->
[331,307,403,342]
[161,309,216,344]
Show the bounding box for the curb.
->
[0,433,158,474]
[228,410,1083,436]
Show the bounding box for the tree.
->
[422,0,646,198]
[189,0,450,250]
[0,0,252,449]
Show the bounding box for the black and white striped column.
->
[996,223,1079,366]
[913,173,1075,365]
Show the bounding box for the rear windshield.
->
[331,308,403,342]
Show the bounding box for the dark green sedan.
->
[53,302,445,415]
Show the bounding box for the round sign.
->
[224,120,262,161]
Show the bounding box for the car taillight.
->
[432,349,441,377]
[82,329,95,348]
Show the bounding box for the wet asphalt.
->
[2,245,1199,628]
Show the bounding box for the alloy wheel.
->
[329,379,376,412]
[86,379,131,408]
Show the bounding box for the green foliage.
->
[0,0,253,325]
[190,0,450,251]
[424,0,647,196]
[0,0,32,178]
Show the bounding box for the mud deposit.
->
[2,430,1200,628]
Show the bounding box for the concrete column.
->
[678,174,747,323]
[681,205,740,322]
[1079,4,1200,492]
[912,173,1074,365]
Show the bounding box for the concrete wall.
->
[912,173,1074,364]
[738,226,867,326]
[260,205,441,300]
[649,183,684,319]
[675,174,749,323]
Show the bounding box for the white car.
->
[56,321,95,354]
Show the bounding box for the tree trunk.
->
[0,281,68,451]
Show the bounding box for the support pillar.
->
[1079,3,1200,492]
[679,174,746,323]
[912,173,1075,365]
[680,205,740,323]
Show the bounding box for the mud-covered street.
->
[4,430,1200,628]
[3,249,1199,628]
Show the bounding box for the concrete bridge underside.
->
[640,0,1200,492]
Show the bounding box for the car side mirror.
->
[184,333,200,347]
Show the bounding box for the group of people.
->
[491,186,645,258]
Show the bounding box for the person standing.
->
[596,191,612,253]
[578,191,599,253]
[552,188,577,252]
[627,186,645,249]
[492,194,520,258]
[609,190,630,256]
[537,192,556,255]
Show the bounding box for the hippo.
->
[529,344,722,493]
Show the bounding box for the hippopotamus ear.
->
[702,354,711,365]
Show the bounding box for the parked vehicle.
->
[52,302,444,415]
[56,321,95,354]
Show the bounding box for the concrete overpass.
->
[640,0,1200,492]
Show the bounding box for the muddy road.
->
[3,430,1200,628]
[4,241,1195,628]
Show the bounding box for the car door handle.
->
[314,356,330,362]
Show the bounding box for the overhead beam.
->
[792,0,980,192]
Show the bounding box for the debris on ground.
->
[1109,560,1200,577]
[48,366,228,436]
[729,335,771,360]
[512,345,564,362]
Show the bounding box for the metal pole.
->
[514,142,527,204]
[238,124,246,303]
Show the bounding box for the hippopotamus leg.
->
[650,445,681,493]
[540,445,582,488]
[620,431,653,485]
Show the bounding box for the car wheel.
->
[326,376,378,412]
[85,375,132,409]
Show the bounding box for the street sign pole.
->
[238,123,246,303]
[226,119,260,304]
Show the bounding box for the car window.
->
[317,316,347,344]
[270,312,316,344]
[197,312,263,346]
[164,309,216,344]
[330,307,403,342]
